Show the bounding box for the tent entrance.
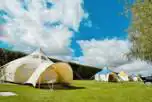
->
[15,63,38,83]
[108,73,117,82]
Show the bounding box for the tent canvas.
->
[95,67,118,82]
[129,74,143,82]
[118,71,129,81]
[0,48,73,87]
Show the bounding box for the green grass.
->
[0,80,152,102]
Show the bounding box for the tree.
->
[127,0,152,62]
[0,49,26,66]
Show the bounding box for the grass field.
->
[0,80,152,102]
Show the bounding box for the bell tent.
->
[118,71,129,81]
[0,48,73,87]
[129,74,143,82]
[95,67,118,82]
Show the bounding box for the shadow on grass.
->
[4,82,86,90]
[35,84,85,90]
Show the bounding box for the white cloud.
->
[84,20,92,28]
[0,0,88,56]
[114,60,152,76]
[77,38,130,67]
[50,55,73,62]
[1,0,151,76]
[77,38,152,75]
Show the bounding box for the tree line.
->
[0,48,100,79]
[0,48,26,66]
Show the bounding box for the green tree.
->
[127,0,152,61]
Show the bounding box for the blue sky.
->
[1,0,152,75]
[71,0,131,57]
[0,0,131,57]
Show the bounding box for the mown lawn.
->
[0,80,152,102]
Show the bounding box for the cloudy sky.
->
[0,0,151,76]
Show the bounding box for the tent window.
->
[41,56,47,60]
[32,55,39,59]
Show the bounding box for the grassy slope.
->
[0,80,152,102]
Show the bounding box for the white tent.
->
[132,76,139,81]
[0,48,73,87]
[95,67,118,82]
[129,74,142,82]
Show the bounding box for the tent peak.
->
[29,47,51,62]
[31,48,46,55]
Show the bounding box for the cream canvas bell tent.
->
[95,67,118,82]
[0,48,73,87]
[129,74,143,82]
[118,71,129,81]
